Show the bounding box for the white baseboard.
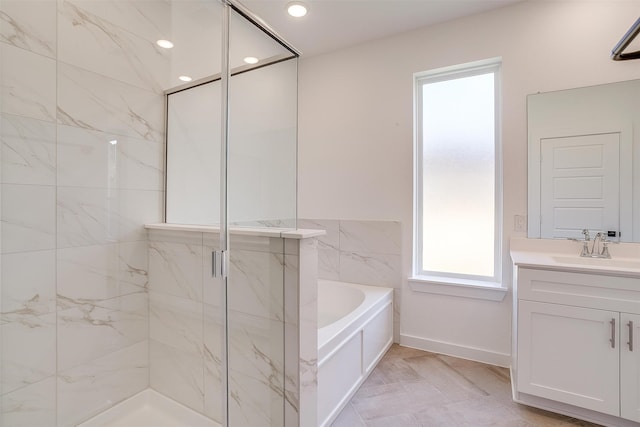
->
[400,334,511,367]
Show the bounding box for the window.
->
[413,59,502,289]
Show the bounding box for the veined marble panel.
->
[148,228,203,244]
[57,292,147,372]
[0,0,57,58]
[284,321,300,427]
[57,244,140,307]
[339,251,402,288]
[283,253,299,325]
[1,114,56,186]
[56,186,119,248]
[1,184,55,253]
[58,187,163,248]
[0,43,56,122]
[228,310,285,427]
[296,238,318,427]
[283,249,302,425]
[148,240,203,300]
[229,234,284,254]
[58,0,170,93]
[298,219,340,280]
[317,245,340,280]
[57,341,148,427]
[118,241,148,290]
[116,135,164,191]
[1,313,56,394]
[61,0,170,53]
[228,248,285,320]
[57,124,163,191]
[56,124,117,189]
[149,339,204,414]
[149,291,202,355]
[339,220,401,255]
[57,63,164,142]
[118,189,163,243]
[203,303,223,424]
[1,250,56,321]
[297,219,339,250]
[1,376,56,427]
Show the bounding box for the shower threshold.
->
[78,389,220,427]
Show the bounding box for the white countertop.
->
[510,237,640,278]
[144,223,326,240]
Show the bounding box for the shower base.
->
[79,389,219,427]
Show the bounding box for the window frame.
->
[412,58,504,292]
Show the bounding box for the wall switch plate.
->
[515,215,527,232]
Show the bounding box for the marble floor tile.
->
[331,344,603,427]
[330,403,365,427]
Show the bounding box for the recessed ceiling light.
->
[156,39,174,49]
[179,75,193,82]
[287,2,307,18]
[244,56,259,64]
[109,139,118,145]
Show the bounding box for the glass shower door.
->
[0,0,297,424]
[224,5,299,427]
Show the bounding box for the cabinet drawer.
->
[518,268,640,312]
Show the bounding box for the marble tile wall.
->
[298,219,403,341]
[147,229,317,427]
[1,0,165,425]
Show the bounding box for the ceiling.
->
[239,0,524,57]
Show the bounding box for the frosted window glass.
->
[421,72,495,278]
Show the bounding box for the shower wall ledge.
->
[144,223,326,239]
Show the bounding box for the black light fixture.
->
[611,17,640,61]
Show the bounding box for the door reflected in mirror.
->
[527,79,640,242]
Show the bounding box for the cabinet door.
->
[517,300,619,415]
[621,313,640,422]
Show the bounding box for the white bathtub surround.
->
[317,280,393,427]
[145,225,323,427]
[1,1,165,424]
[298,219,402,341]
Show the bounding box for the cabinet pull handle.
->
[629,321,634,352]
[610,318,616,348]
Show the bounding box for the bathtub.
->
[317,280,393,427]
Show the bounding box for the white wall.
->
[297,0,640,365]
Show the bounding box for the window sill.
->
[408,276,508,301]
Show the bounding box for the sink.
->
[552,256,640,270]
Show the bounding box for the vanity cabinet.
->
[514,267,640,425]
[622,316,640,422]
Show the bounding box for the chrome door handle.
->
[610,318,616,348]
[212,251,218,277]
[629,321,634,352]
[211,250,228,278]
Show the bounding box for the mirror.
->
[527,79,640,242]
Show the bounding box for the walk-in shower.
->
[0,0,299,425]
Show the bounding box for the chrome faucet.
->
[579,229,611,258]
